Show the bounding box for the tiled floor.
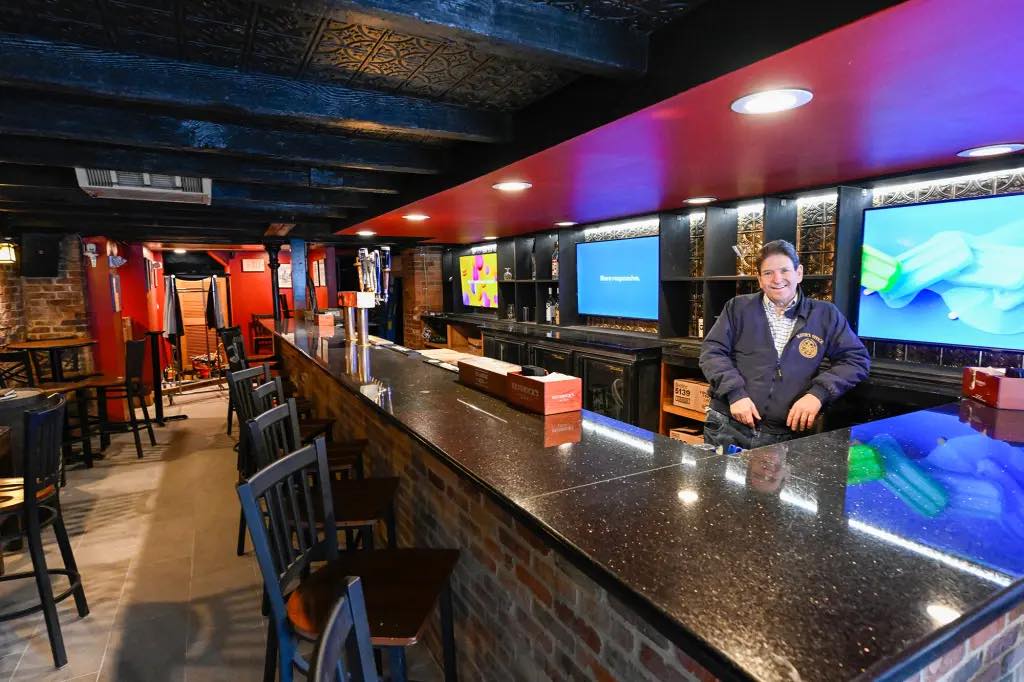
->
[0,390,439,681]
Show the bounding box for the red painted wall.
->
[83,237,126,418]
[225,251,291,353]
[308,246,329,310]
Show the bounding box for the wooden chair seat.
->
[250,353,277,364]
[85,375,127,390]
[326,440,368,475]
[299,419,335,444]
[286,548,460,645]
[327,477,399,527]
[35,380,91,394]
[0,479,55,512]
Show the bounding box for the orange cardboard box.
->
[669,426,704,444]
[963,367,1024,410]
[673,379,710,411]
[457,357,521,399]
[543,411,583,447]
[507,372,582,415]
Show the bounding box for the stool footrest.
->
[0,568,86,621]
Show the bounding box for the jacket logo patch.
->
[798,338,819,358]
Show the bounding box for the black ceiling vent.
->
[163,251,225,277]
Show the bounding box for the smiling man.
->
[699,240,870,450]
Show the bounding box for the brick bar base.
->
[279,339,1019,682]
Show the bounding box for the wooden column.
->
[267,243,282,322]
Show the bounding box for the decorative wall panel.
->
[796,195,836,277]
[688,287,703,338]
[735,205,763,276]
[583,316,658,334]
[688,211,704,277]
[581,217,659,242]
[531,0,701,33]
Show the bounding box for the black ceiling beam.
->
[0,35,506,144]
[0,95,440,174]
[0,198,349,220]
[0,138,401,194]
[337,0,911,228]
[254,0,646,76]
[0,164,74,188]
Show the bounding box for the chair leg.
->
[226,392,234,436]
[236,509,247,556]
[440,583,457,682]
[126,389,144,459]
[386,507,397,550]
[139,395,156,446]
[387,647,408,682]
[52,508,88,617]
[264,620,278,682]
[27,513,67,668]
[97,388,110,451]
[76,389,93,468]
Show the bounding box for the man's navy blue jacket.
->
[699,292,870,431]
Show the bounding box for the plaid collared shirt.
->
[763,293,798,357]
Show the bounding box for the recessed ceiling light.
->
[684,196,716,205]
[555,221,577,227]
[731,88,813,115]
[403,213,430,221]
[355,230,376,237]
[956,143,1024,158]
[173,248,187,254]
[492,181,532,192]
[483,235,497,240]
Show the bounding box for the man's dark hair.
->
[756,239,800,272]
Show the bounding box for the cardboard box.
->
[962,367,1024,410]
[316,313,336,329]
[669,426,704,444]
[507,372,582,415]
[543,411,582,447]
[457,357,521,399]
[959,398,1024,442]
[673,379,710,411]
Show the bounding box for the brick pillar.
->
[0,258,24,344]
[402,247,443,349]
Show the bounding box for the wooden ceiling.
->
[0,0,903,245]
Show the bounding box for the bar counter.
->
[271,320,1024,682]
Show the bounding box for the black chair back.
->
[236,438,338,673]
[22,394,66,505]
[278,294,291,320]
[124,339,147,384]
[247,400,302,471]
[0,350,35,388]
[251,377,287,413]
[309,577,378,682]
[226,364,271,424]
[219,326,247,372]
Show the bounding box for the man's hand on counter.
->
[787,394,822,432]
[729,397,761,428]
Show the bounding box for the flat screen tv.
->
[858,192,1024,351]
[459,252,498,309]
[576,236,659,320]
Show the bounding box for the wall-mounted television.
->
[858,193,1024,351]
[459,252,498,309]
[576,236,659,320]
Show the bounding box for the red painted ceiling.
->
[343,0,1024,244]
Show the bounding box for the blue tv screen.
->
[858,193,1024,351]
[576,236,659,320]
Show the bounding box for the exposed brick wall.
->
[22,236,90,341]
[902,603,1024,682]
[0,261,24,344]
[280,336,1022,682]
[401,247,443,349]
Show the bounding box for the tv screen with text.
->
[576,236,658,320]
[858,193,1024,351]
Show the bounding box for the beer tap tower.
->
[341,246,391,346]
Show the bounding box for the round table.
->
[0,389,44,476]
[6,338,96,382]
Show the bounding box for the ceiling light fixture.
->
[684,196,716,205]
[555,221,577,227]
[0,240,16,264]
[492,181,532,192]
[355,230,376,237]
[403,213,430,221]
[731,88,813,115]
[956,143,1024,158]
[173,248,187,254]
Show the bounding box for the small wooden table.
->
[6,338,96,382]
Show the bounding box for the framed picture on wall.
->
[278,263,292,289]
[241,258,264,272]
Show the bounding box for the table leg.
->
[77,388,93,468]
[49,349,63,383]
[97,387,110,451]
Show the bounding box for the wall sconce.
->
[0,240,16,264]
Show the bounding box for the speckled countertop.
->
[273,321,1024,682]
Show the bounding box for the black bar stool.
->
[0,394,89,669]
[309,577,378,682]
[220,326,277,436]
[87,339,156,459]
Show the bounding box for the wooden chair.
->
[87,339,156,459]
[0,394,88,668]
[220,326,276,436]
[247,399,398,549]
[251,314,276,357]
[309,577,379,682]
[0,350,34,388]
[236,439,459,682]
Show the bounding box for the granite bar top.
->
[272,321,1024,681]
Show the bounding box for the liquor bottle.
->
[551,237,559,279]
[530,239,537,279]
[545,287,554,323]
[553,290,560,325]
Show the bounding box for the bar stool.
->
[0,394,89,668]
[237,439,458,682]
[0,350,34,388]
[220,326,276,436]
[309,577,378,682]
[87,339,156,459]
[250,314,276,357]
[247,397,398,549]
